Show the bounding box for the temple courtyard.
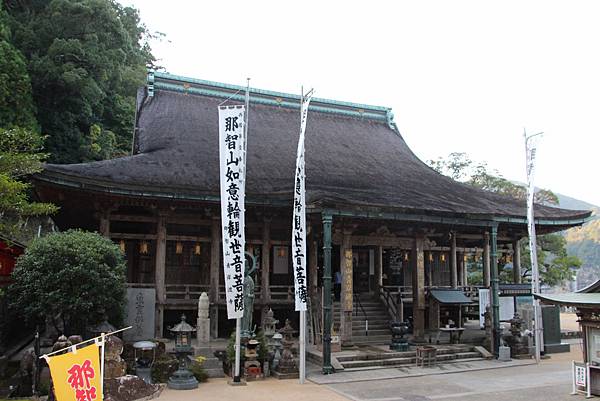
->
[157,337,584,401]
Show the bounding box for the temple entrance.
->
[353,247,373,294]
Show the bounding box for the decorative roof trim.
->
[149,70,392,122]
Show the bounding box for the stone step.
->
[351,329,390,337]
[335,347,474,362]
[341,357,484,372]
[339,351,482,370]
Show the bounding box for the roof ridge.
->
[148,70,398,128]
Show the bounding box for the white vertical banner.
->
[525,135,540,292]
[219,105,246,319]
[292,89,313,311]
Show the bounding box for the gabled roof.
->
[577,279,600,293]
[535,293,600,308]
[36,72,591,224]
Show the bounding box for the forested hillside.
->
[558,193,600,289]
[2,0,156,163]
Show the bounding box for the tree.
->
[0,5,36,130]
[4,0,157,163]
[428,152,581,286]
[0,127,58,238]
[8,230,126,335]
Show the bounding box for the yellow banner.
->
[47,343,103,401]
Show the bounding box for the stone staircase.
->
[336,344,483,371]
[333,295,393,345]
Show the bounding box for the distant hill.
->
[556,192,599,289]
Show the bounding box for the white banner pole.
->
[292,87,313,384]
[524,129,543,363]
[234,317,241,381]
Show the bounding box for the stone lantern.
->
[168,315,198,390]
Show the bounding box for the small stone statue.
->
[197,292,210,346]
[262,308,278,338]
[241,254,258,337]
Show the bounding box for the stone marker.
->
[196,292,210,346]
[124,288,156,342]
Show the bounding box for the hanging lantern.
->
[278,247,286,258]
[194,243,202,255]
[428,253,433,262]
[139,240,149,255]
[463,254,468,262]
[403,251,409,261]
[119,239,126,253]
[175,241,183,254]
[440,253,446,263]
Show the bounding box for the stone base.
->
[227,379,247,386]
[544,342,571,354]
[167,369,198,390]
[272,370,299,380]
[193,346,225,378]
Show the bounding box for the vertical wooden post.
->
[154,212,167,338]
[483,231,491,288]
[375,245,383,290]
[451,233,458,288]
[210,217,220,338]
[463,253,469,287]
[513,239,522,284]
[340,231,353,346]
[321,213,333,374]
[309,236,318,297]
[261,218,271,303]
[457,252,464,287]
[412,233,426,341]
[99,210,110,238]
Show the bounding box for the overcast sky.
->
[120,0,600,207]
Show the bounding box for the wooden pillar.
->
[483,231,491,288]
[450,233,458,288]
[512,239,522,284]
[154,212,167,338]
[209,217,220,338]
[412,233,426,341]
[261,219,271,303]
[340,231,353,346]
[375,245,383,289]
[457,251,464,287]
[309,236,318,297]
[463,253,469,286]
[99,210,110,238]
[321,213,333,374]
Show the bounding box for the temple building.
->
[32,72,591,370]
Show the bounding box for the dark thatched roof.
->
[38,73,590,223]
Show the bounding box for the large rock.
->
[104,375,163,401]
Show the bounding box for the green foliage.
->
[428,152,559,205]
[5,0,156,163]
[151,355,178,383]
[190,356,209,383]
[429,152,580,286]
[0,127,58,237]
[8,230,126,334]
[0,6,37,130]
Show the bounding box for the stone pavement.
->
[156,377,348,401]
[323,340,587,401]
[155,340,587,401]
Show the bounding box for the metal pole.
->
[299,310,306,383]
[234,318,241,382]
[490,226,500,357]
[322,213,333,374]
[100,333,106,399]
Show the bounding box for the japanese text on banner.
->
[46,344,102,401]
[292,91,313,311]
[219,106,246,319]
